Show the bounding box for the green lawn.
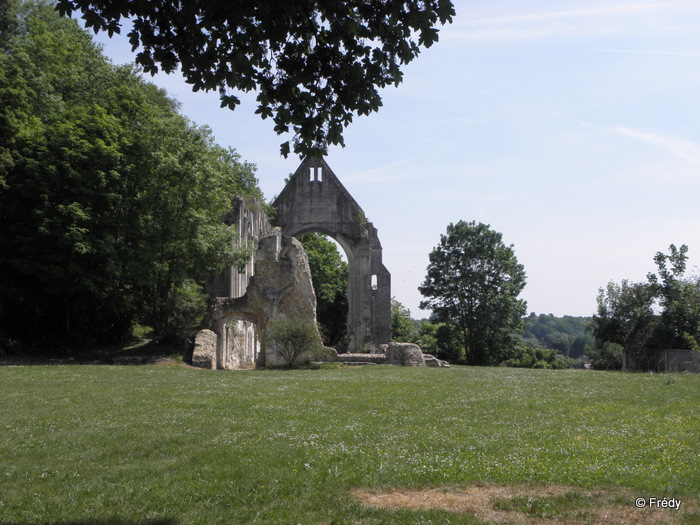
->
[1,365,698,524]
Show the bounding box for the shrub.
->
[587,341,623,370]
[155,279,207,349]
[501,343,567,369]
[263,316,324,368]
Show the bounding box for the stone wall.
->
[220,320,259,369]
[194,159,395,368]
[206,196,270,300]
[199,197,271,369]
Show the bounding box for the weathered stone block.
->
[386,342,425,366]
[423,354,441,367]
[192,329,217,369]
[422,354,450,368]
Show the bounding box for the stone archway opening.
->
[217,311,261,369]
[297,231,350,351]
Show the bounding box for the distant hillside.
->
[522,313,594,358]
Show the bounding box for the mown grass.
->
[0,365,698,524]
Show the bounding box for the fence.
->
[646,349,700,373]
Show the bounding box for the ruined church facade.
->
[273,157,391,353]
[196,158,391,368]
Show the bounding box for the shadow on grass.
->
[1,520,177,525]
[0,338,183,366]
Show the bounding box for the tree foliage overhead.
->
[419,220,527,365]
[54,0,455,158]
[0,1,263,350]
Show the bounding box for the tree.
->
[589,280,656,370]
[590,280,656,348]
[500,343,567,370]
[414,319,440,357]
[647,244,700,350]
[570,335,591,358]
[391,297,417,342]
[298,233,348,347]
[419,221,527,365]
[589,244,700,370]
[433,321,462,362]
[587,342,624,371]
[55,0,455,158]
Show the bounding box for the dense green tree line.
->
[388,302,581,369]
[0,1,262,352]
[522,313,593,358]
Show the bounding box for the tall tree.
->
[589,280,656,370]
[54,0,455,157]
[589,244,700,370]
[391,297,417,342]
[419,221,527,365]
[648,244,700,350]
[590,280,656,349]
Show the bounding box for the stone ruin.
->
[273,157,391,352]
[192,158,448,369]
[194,226,320,368]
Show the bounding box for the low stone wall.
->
[333,344,450,368]
[335,353,387,365]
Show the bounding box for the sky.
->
[87,0,700,318]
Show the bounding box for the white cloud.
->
[444,1,698,43]
[587,48,700,57]
[612,126,700,166]
[467,2,691,26]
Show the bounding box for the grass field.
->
[0,364,698,524]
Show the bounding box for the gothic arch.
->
[273,158,391,352]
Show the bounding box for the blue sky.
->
[89,0,700,318]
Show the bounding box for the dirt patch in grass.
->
[353,485,695,524]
